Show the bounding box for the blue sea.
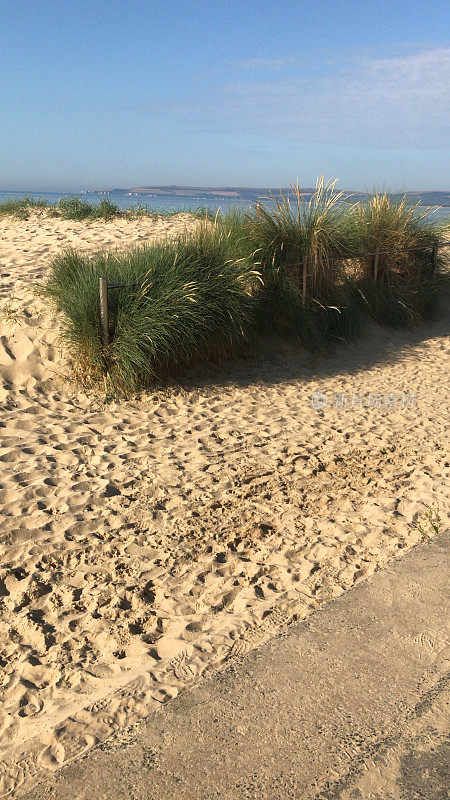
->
[0,189,258,215]
[1,189,450,222]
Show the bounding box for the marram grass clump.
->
[0,195,213,222]
[41,220,260,393]
[37,182,448,394]
[0,196,48,219]
[346,192,448,326]
[57,196,120,220]
[0,195,121,221]
[245,177,362,346]
[246,177,349,297]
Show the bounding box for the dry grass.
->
[246,176,350,301]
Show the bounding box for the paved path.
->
[22,533,449,800]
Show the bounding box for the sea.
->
[1,189,450,222]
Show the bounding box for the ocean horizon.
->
[1,188,450,221]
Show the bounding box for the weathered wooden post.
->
[99,277,109,347]
[373,246,380,283]
[302,259,308,306]
[431,244,438,277]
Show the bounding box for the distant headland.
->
[82,186,450,206]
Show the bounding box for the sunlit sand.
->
[0,212,448,797]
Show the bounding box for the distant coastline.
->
[81,186,450,207]
[1,187,449,207]
[1,187,449,219]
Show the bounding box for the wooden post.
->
[373,246,380,283]
[431,244,438,277]
[302,259,308,305]
[99,277,109,347]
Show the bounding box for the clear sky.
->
[1,0,449,191]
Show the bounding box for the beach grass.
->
[245,177,362,346]
[0,196,49,219]
[353,271,448,327]
[346,192,447,326]
[57,196,120,220]
[28,181,450,392]
[41,218,259,392]
[0,195,216,223]
[246,177,348,296]
[0,195,121,221]
[346,192,442,279]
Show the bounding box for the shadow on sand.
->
[167,300,450,395]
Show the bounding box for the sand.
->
[0,211,449,797]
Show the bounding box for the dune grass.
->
[127,203,211,220]
[41,218,259,393]
[245,177,362,347]
[245,182,447,339]
[0,195,121,221]
[346,193,447,326]
[0,196,49,219]
[56,196,120,220]
[36,182,448,393]
[0,195,215,223]
[246,177,348,296]
[353,273,448,327]
[347,192,442,281]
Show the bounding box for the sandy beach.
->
[0,212,449,798]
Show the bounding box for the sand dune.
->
[0,212,449,797]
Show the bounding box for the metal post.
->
[99,277,109,347]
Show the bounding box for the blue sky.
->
[1,0,449,191]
